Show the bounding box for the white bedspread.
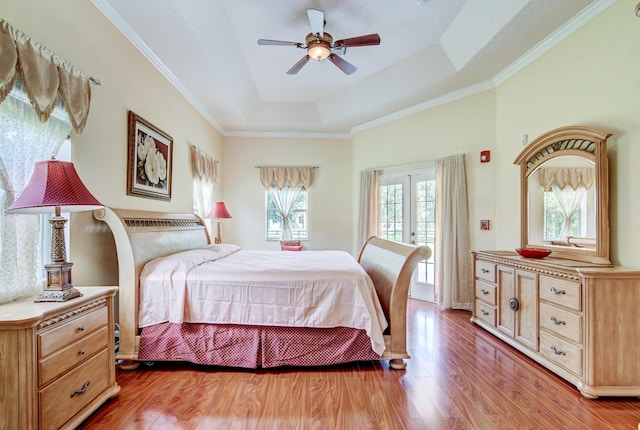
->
[138,245,388,355]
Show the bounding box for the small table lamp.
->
[206,201,232,244]
[6,159,102,302]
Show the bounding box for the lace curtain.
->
[190,145,218,219]
[0,82,72,303]
[435,154,472,310]
[259,166,315,241]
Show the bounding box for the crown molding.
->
[351,80,496,134]
[224,130,352,140]
[90,0,226,135]
[493,0,617,86]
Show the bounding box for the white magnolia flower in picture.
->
[136,132,167,188]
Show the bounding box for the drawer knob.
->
[70,380,90,397]
[550,316,566,326]
[77,325,85,332]
[508,297,519,312]
[79,349,86,355]
[550,287,566,295]
[481,289,489,295]
[481,309,489,316]
[550,345,566,356]
[481,268,490,274]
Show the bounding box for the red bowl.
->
[516,247,552,258]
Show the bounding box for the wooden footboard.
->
[357,237,431,369]
[95,207,430,370]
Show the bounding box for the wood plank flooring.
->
[80,300,640,429]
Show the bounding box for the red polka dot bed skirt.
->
[138,323,382,368]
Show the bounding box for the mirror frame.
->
[513,125,611,265]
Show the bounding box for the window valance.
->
[0,19,93,134]
[537,167,595,191]
[259,166,315,190]
[190,145,218,183]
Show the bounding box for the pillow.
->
[280,240,301,246]
[281,245,303,251]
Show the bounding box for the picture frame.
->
[127,111,173,201]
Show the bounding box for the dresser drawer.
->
[39,326,109,387]
[40,349,110,430]
[475,260,496,283]
[539,331,582,376]
[38,306,108,358]
[539,303,582,344]
[475,280,496,305]
[475,299,496,326]
[539,275,581,311]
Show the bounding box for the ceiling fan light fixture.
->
[308,43,331,60]
[305,32,333,61]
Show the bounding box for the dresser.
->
[0,286,120,429]
[472,251,640,398]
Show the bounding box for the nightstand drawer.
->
[539,331,582,376]
[39,306,108,358]
[475,280,496,305]
[539,275,581,311]
[539,303,582,344]
[39,326,109,387]
[40,349,110,430]
[475,260,496,283]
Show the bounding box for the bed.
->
[94,207,430,370]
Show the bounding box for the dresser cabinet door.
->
[496,265,515,337]
[515,269,538,351]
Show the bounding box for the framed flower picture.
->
[127,111,173,201]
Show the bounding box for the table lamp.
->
[206,201,232,244]
[6,159,102,302]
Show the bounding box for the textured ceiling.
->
[92,0,607,137]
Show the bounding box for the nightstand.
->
[0,286,120,429]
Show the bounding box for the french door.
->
[379,170,435,302]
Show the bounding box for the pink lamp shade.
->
[6,159,102,213]
[206,201,232,219]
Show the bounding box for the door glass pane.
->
[380,183,403,242]
[415,179,435,285]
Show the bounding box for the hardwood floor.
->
[80,300,640,429]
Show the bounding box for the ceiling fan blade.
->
[287,55,311,75]
[258,39,301,47]
[334,34,381,48]
[328,54,357,75]
[307,9,324,36]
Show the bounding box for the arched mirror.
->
[514,126,611,265]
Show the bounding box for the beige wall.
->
[223,136,353,252]
[1,0,224,285]
[495,0,640,268]
[352,90,498,254]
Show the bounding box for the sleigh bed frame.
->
[94,207,430,370]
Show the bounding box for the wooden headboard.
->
[95,207,430,370]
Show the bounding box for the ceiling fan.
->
[257,9,381,75]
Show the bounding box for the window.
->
[266,186,308,241]
[543,187,588,241]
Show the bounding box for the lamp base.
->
[35,287,83,302]
[34,261,83,302]
[214,236,221,244]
